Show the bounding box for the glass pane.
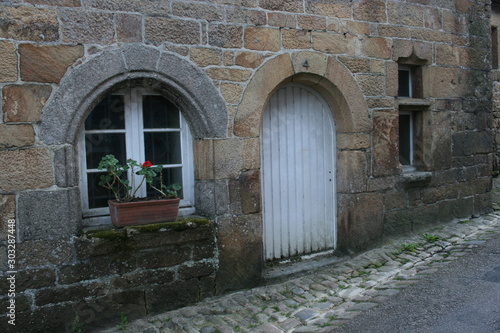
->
[85,133,126,169]
[85,95,125,130]
[143,95,180,129]
[399,114,412,165]
[144,132,181,165]
[398,69,411,97]
[146,167,184,199]
[87,172,115,209]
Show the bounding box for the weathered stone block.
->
[172,2,224,21]
[178,262,216,280]
[3,84,52,122]
[338,56,370,73]
[291,51,328,76]
[216,214,263,293]
[411,28,452,43]
[17,268,56,292]
[17,188,80,241]
[195,181,216,216]
[226,7,266,25]
[16,239,73,267]
[0,41,17,82]
[269,12,297,28]
[146,279,200,313]
[60,10,114,44]
[213,138,260,179]
[220,82,244,104]
[235,51,265,68]
[194,140,214,180]
[146,17,200,45]
[59,256,131,285]
[116,13,142,42]
[205,67,252,82]
[190,47,222,67]
[363,37,391,59]
[353,0,386,23]
[0,6,59,41]
[387,2,424,27]
[35,281,107,307]
[244,27,280,52]
[85,0,169,14]
[372,111,400,177]
[19,44,84,83]
[215,180,231,215]
[0,147,53,191]
[337,193,384,251]
[238,170,261,214]
[282,29,312,49]
[111,269,175,290]
[337,150,368,193]
[337,133,370,150]
[0,124,34,148]
[136,246,192,270]
[15,303,75,333]
[26,0,80,6]
[356,74,386,96]
[378,25,410,39]
[0,195,15,241]
[305,0,352,18]
[424,7,442,30]
[260,0,302,12]
[208,24,243,48]
[297,15,326,30]
[312,32,347,54]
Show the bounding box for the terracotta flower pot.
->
[108,198,180,227]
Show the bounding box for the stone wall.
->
[1,219,216,332]
[0,0,496,330]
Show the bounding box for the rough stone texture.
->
[282,29,312,49]
[190,47,222,67]
[17,188,80,241]
[146,17,200,45]
[312,32,348,54]
[0,41,18,82]
[216,214,263,293]
[0,124,34,148]
[372,111,400,177]
[0,147,53,191]
[115,13,142,42]
[19,44,84,83]
[244,27,280,51]
[337,150,368,193]
[0,195,15,241]
[208,24,243,48]
[0,6,59,41]
[213,138,260,179]
[2,84,52,122]
[235,51,265,68]
[60,9,114,44]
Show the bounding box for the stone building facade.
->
[0,0,495,331]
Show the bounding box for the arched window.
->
[79,88,194,225]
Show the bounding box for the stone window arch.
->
[38,44,227,229]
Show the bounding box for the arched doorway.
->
[261,84,336,260]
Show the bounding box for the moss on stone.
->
[84,229,127,240]
[81,217,212,239]
[129,217,212,233]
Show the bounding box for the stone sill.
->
[397,98,432,111]
[400,171,433,188]
[81,216,212,240]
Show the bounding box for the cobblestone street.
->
[101,211,500,333]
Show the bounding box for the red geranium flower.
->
[142,161,153,168]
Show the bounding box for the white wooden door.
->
[261,84,336,260]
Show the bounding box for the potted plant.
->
[97,154,182,227]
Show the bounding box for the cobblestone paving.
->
[103,212,500,333]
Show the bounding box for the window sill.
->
[400,170,432,188]
[397,98,432,111]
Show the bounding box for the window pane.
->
[146,167,184,199]
[398,69,411,97]
[144,132,181,165]
[87,172,115,209]
[143,95,180,129]
[85,95,125,130]
[399,114,412,165]
[85,133,126,169]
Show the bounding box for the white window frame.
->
[79,88,195,226]
[399,110,416,172]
